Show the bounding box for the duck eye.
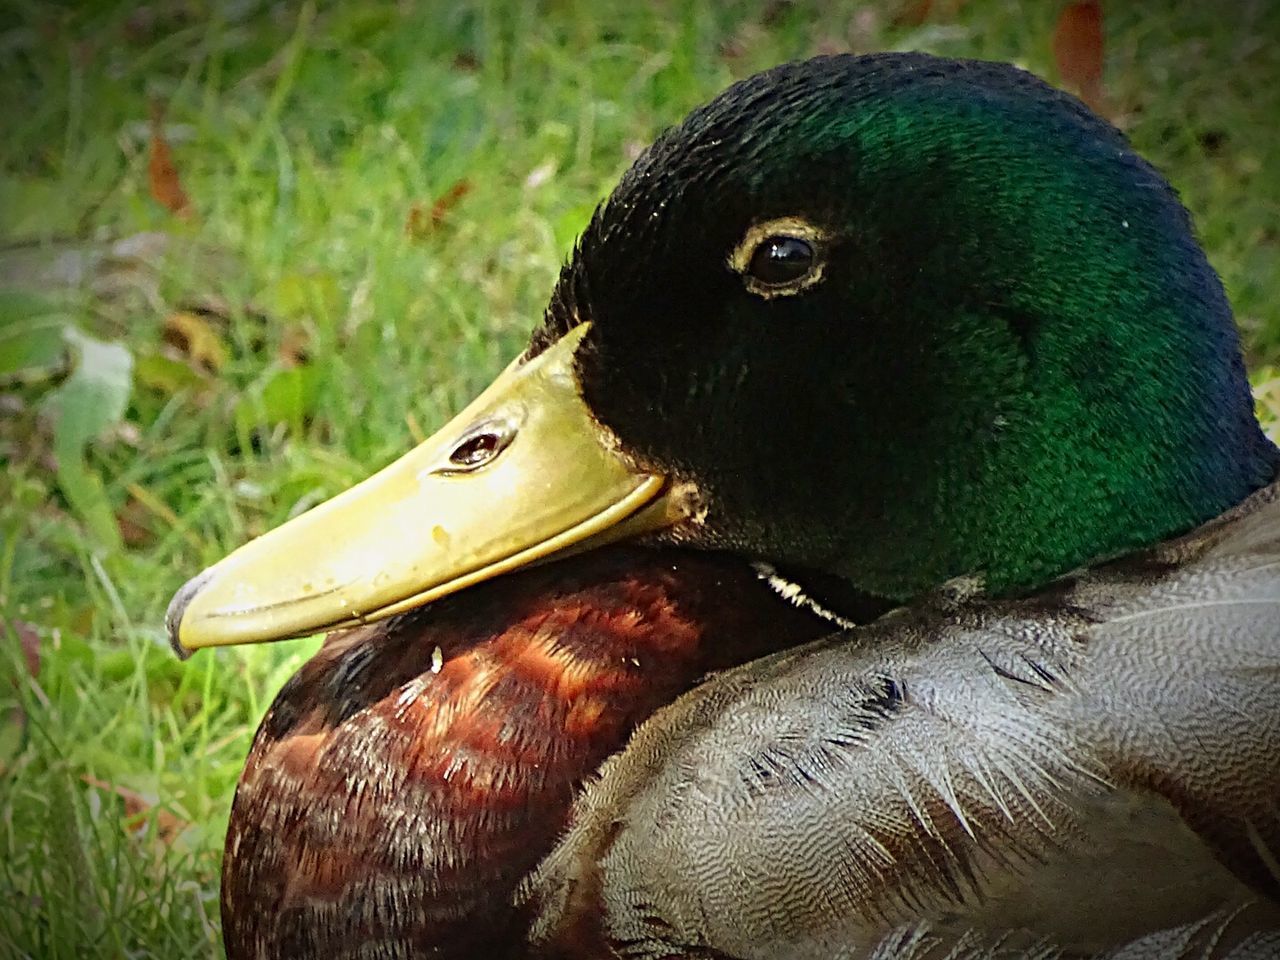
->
[730,217,828,299]
[748,236,815,286]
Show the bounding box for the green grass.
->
[1,2,1277,956]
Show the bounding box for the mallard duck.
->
[167,53,1280,958]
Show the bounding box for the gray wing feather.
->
[526,487,1280,959]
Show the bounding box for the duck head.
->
[168,52,1278,653]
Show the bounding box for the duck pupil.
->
[450,433,500,467]
[748,236,814,285]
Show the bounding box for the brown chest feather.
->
[221,547,829,959]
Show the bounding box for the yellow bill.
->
[167,324,691,653]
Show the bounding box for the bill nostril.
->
[166,568,215,660]
[449,432,503,469]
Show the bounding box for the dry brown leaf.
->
[404,201,429,241]
[405,179,473,240]
[82,775,190,846]
[148,110,193,218]
[277,324,312,369]
[117,497,157,548]
[2,621,41,774]
[163,310,228,372]
[892,0,965,27]
[1053,1,1107,114]
[3,620,41,765]
[893,0,933,26]
[10,620,40,679]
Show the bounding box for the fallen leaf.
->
[892,0,965,26]
[148,103,192,218]
[12,620,40,678]
[81,775,190,846]
[2,621,41,775]
[277,323,312,368]
[404,203,427,239]
[405,179,473,240]
[1052,1,1106,113]
[893,0,933,26]
[718,34,748,61]
[177,294,273,357]
[117,497,156,548]
[40,329,133,551]
[163,310,227,372]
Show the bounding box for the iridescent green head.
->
[540,53,1278,603]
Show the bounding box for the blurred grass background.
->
[1,1,1277,956]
